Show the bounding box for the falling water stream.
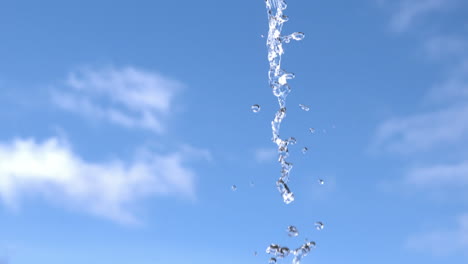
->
[263,0,318,263]
[266,0,304,205]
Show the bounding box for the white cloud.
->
[424,36,468,59]
[0,137,202,224]
[373,104,468,153]
[387,0,455,32]
[407,214,468,255]
[425,60,468,103]
[406,161,468,187]
[51,66,184,133]
[254,148,277,163]
[373,56,468,154]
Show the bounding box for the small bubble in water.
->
[269,257,277,264]
[309,128,315,133]
[302,147,308,154]
[254,251,258,256]
[319,179,324,185]
[299,104,310,111]
[287,225,299,237]
[291,32,305,41]
[251,104,261,113]
[315,221,324,230]
[231,185,237,191]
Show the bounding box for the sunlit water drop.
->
[287,225,299,237]
[302,147,308,154]
[252,104,261,113]
[292,241,316,264]
[315,221,324,230]
[231,185,237,191]
[309,128,315,133]
[290,32,305,41]
[319,179,325,185]
[299,104,310,111]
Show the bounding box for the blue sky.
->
[1,0,468,263]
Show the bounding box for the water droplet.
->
[292,241,316,264]
[290,32,305,41]
[287,225,299,237]
[251,104,261,113]
[302,147,308,154]
[231,185,237,191]
[315,221,324,230]
[299,104,310,111]
[254,251,258,256]
[269,257,277,264]
[266,244,280,254]
[318,179,324,185]
[277,179,295,204]
[309,128,315,133]
[278,247,290,258]
[279,15,289,23]
[288,137,297,145]
[261,34,265,38]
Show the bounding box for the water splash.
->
[292,241,316,264]
[266,244,291,259]
[266,0,305,205]
[266,241,316,264]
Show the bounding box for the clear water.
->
[263,1,321,263]
[252,104,261,113]
[315,221,324,230]
[299,104,310,111]
[266,0,304,205]
[287,225,299,237]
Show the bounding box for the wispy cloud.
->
[425,60,468,103]
[51,66,184,133]
[407,213,468,255]
[424,36,468,60]
[406,161,468,188]
[254,148,277,163]
[373,58,468,154]
[373,104,468,153]
[0,137,205,224]
[388,0,455,32]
